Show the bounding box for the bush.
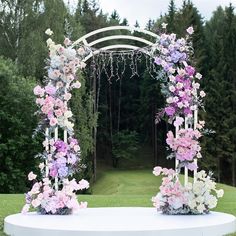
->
[0,57,40,193]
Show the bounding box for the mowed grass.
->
[1,169,236,236]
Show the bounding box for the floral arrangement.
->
[22,29,89,215]
[154,25,205,123]
[152,167,224,215]
[152,24,223,215]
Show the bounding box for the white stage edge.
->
[4,207,236,236]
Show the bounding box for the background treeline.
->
[0,0,235,192]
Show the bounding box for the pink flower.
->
[77,179,89,190]
[55,109,63,117]
[28,171,37,181]
[64,93,72,101]
[33,85,45,97]
[153,166,162,176]
[36,98,44,105]
[79,202,88,209]
[186,26,194,35]
[49,117,58,126]
[32,199,41,208]
[45,85,57,95]
[200,90,206,97]
[185,66,195,76]
[64,38,71,46]
[21,204,30,214]
[173,117,184,127]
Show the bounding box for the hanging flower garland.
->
[22,29,89,215]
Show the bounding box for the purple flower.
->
[185,66,195,76]
[154,57,162,65]
[184,108,191,115]
[54,140,68,153]
[68,154,77,165]
[171,51,182,63]
[58,166,69,177]
[187,162,198,171]
[69,138,78,145]
[165,106,176,116]
[56,157,67,166]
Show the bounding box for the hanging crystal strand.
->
[54,126,59,190]
[184,116,188,186]
[193,108,198,183]
[45,128,49,177]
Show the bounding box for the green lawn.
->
[1,169,236,235]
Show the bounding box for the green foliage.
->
[0,57,40,193]
[71,72,97,181]
[112,130,139,167]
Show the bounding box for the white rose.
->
[45,28,53,36]
[216,189,224,198]
[166,97,173,103]
[197,204,205,213]
[195,73,202,80]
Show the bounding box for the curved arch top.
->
[73,26,158,47]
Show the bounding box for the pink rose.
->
[33,85,45,97]
[49,117,58,126]
[153,166,162,176]
[55,109,63,117]
[45,85,57,95]
[64,93,72,101]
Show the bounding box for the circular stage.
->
[4,207,236,236]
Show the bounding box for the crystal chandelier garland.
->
[22,29,90,215]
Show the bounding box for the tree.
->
[0,57,40,193]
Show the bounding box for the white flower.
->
[166,97,174,103]
[176,82,183,89]
[197,204,205,213]
[64,110,73,118]
[200,90,206,97]
[195,73,202,80]
[39,162,45,170]
[177,68,186,76]
[177,102,184,108]
[161,22,168,29]
[45,28,53,36]
[169,75,176,82]
[46,38,54,47]
[173,96,179,103]
[197,153,202,158]
[205,194,217,209]
[216,189,224,198]
[192,82,200,89]
[186,26,194,35]
[50,55,62,68]
[168,67,175,74]
[28,171,37,181]
[169,85,175,92]
[63,48,76,60]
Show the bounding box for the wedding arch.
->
[21,25,224,215]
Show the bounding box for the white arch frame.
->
[73,26,158,62]
[73,26,196,185]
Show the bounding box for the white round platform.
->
[4,207,236,236]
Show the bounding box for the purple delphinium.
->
[58,166,69,177]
